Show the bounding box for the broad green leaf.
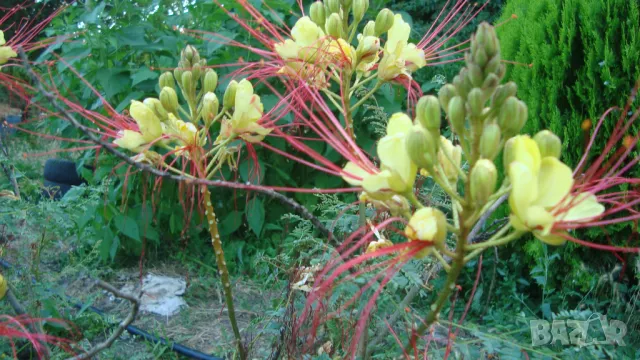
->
[96,68,131,99]
[219,211,243,236]
[131,67,159,86]
[239,159,266,185]
[246,198,265,236]
[116,91,144,113]
[205,31,237,56]
[113,214,140,242]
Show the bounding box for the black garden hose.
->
[0,258,224,360]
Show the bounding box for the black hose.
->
[0,258,224,360]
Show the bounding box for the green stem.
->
[404,191,425,209]
[350,81,382,112]
[466,227,521,251]
[203,187,247,360]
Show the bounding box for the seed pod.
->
[479,123,501,160]
[470,159,497,206]
[374,8,394,36]
[204,70,218,94]
[223,80,238,109]
[160,87,179,113]
[416,95,441,132]
[310,2,326,26]
[534,130,562,159]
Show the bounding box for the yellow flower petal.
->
[509,214,529,231]
[386,14,410,53]
[130,101,162,142]
[511,135,541,174]
[402,44,426,71]
[363,170,392,194]
[525,205,555,234]
[291,16,325,47]
[508,162,538,221]
[274,39,301,60]
[114,130,147,150]
[534,157,573,208]
[386,113,413,135]
[0,46,18,65]
[0,30,5,46]
[534,231,567,246]
[557,193,605,222]
[342,162,370,186]
[232,79,263,130]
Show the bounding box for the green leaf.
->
[115,91,144,113]
[131,67,159,86]
[96,68,131,99]
[110,236,120,261]
[205,31,237,55]
[113,214,140,242]
[239,159,266,185]
[246,198,265,236]
[219,211,243,236]
[100,227,114,262]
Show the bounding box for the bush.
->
[495,0,640,291]
[497,0,640,168]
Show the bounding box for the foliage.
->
[495,0,640,292]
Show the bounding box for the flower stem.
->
[203,187,246,359]
[350,81,382,113]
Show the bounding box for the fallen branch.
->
[66,280,141,360]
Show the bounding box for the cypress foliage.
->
[494,0,640,292]
[497,0,640,168]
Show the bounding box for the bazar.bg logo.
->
[530,313,627,347]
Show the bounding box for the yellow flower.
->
[438,136,462,183]
[0,31,16,66]
[342,113,417,195]
[114,130,147,151]
[377,14,426,80]
[356,35,381,73]
[114,101,163,151]
[508,135,605,245]
[326,38,356,67]
[0,273,7,300]
[405,207,448,258]
[164,114,199,146]
[365,237,394,254]
[274,16,326,61]
[227,79,271,143]
[277,62,328,88]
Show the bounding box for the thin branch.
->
[17,48,336,243]
[66,280,141,360]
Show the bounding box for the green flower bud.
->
[534,130,562,159]
[484,55,501,78]
[143,98,168,122]
[182,45,195,63]
[223,80,238,109]
[482,73,500,97]
[310,2,326,26]
[342,0,353,9]
[467,63,484,88]
[438,84,458,114]
[363,20,376,37]
[406,125,437,169]
[356,35,380,62]
[352,0,369,22]
[160,87,179,113]
[498,97,527,135]
[204,70,218,94]
[374,8,394,36]
[479,123,501,160]
[181,71,193,92]
[405,207,448,248]
[159,72,175,91]
[174,61,185,85]
[473,47,488,69]
[474,22,499,59]
[448,96,466,134]
[416,95,441,132]
[191,63,202,82]
[491,82,517,110]
[326,0,340,14]
[467,88,485,118]
[201,92,219,122]
[470,159,497,206]
[503,136,515,169]
[325,13,343,38]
